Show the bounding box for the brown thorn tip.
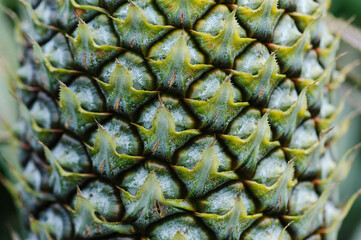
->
[94,118,105,131]
[158,93,165,108]
[225,73,233,83]
[129,0,135,6]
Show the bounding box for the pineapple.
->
[2,0,360,239]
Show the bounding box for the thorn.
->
[114,94,121,112]
[76,185,84,197]
[85,224,92,237]
[75,10,87,19]
[96,50,103,59]
[98,215,107,222]
[228,225,234,237]
[270,49,279,56]
[65,115,71,129]
[130,35,135,48]
[83,53,88,70]
[278,194,282,212]
[257,87,264,99]
[208,138,217,149]
[158,93,165,108]
[168,70,177,88]
[180,10,184,25]
[212,110,220,123]
[99,159,105,174]
[137,208,144,218]
[94,222,103,233]
[224,73,233,83]
[152,139,160,152]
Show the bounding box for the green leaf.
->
[119,172,193,228]
[148,32,212,95]
[30,36,79,93]
[236,0,284,40]
[268,26,312,75]
[173,144,238,198]
[133,105,200,160]
[267,85,311,141]
[191,10,255,68]
[185,75,248,131]
[244,160,297,213]
[283,129,328,176]
[283,187,332,240]
[70,187,135,237]
[86,125,143,178]
[315,143,361,192]
[96,61,157,115]
[29,218,53,240]
[67,20,122,71]
[220,112,280,175]
[40,141,94,197]
[321,190,361,239]
[196,195,262,239]
[155,0,215,28]
[231,53,285,106]
[59,82,111,135]
[112,2,173,55]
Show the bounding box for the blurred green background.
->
[0,0,361,239]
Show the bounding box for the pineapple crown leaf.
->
[112,3,173,55]
[191,9,255,68]
[173,145,238,198]
[220,111,280,174]
[148,32,212,95]
[236,0,284,41]
[185,76,249,131]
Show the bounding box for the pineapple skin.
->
[4,0,358,239]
